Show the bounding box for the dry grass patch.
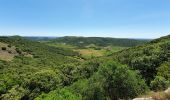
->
[75,49,104,59]
[0,51,15,61]
[152,92,167,100]
[135,88,170,100]
[142,90,170,100]
[0,42,18,61]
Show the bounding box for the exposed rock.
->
[165,87,170,93]
[133,97,153,100]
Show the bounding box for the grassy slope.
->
[45,42,128,59]
[0,36,80,64]
[0,42,19,61]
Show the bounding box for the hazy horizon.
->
[0,34,164,39]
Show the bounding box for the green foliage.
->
[57,60,100,86]
[69,79,106,100]
[1,85,28,100]
[150,61,170,91]
[157,61,170,80]
[0,36,79,65]
[150,76,169,91]
[26,70,62,92]
[67,61,148,100]
[35,88,82,100]
[97,61,149,99]
[0,35,169,99]
[49,36,149,48]
[114,35,170,84]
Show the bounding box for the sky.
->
[0,0,170,39]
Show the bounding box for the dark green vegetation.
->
[113,35,170,85]
[0,35,169,100]
[47,36,149,48]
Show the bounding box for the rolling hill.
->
[47,36,150,48]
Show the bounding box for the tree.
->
[96,61,149,99]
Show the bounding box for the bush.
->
[8,51,12,54]
[35,88,82,100]
[157,61,170,80]
[150,76,169,91]
[15,48,22,54]
[98,61,149,99]
[1,47,6,50]
[1,85,28,100]
[27,70,62,92]
[68,79,106,100]
[7,44,11,48]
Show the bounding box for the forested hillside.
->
[112,35,170,86]
[0,36,83,99]
[48,36,149,48]
[0,35,169,100]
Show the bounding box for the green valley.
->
[0,35,169,100]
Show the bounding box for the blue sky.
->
[0,0,170,38]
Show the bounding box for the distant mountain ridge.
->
[24,36,59,41]
[47,36,150,47]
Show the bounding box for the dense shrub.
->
[150,76,169,91]
[1,47,6,50]
[1,85,28,100]
[27,70,62,92]
[35,88,82,100]
[16,47,22,54]
[157,61,170,80]
[7,44,11,48]
[97,61,149,99]
[67,61,149,100]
